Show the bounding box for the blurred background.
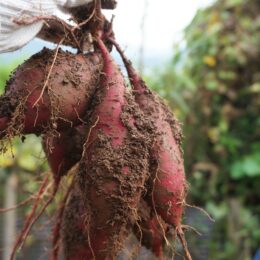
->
[0,0,259,259]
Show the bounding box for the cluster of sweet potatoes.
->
[0,8,191,260]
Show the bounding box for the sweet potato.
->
[43,122,164,259]
[43,125,86,179]
[134,200,168,260]
[61,181,90,260]
[139,217,166,259]
[77,38,151,259]
[45,123,152,259]
[111,39,190,258]
[43,125,87,259]
[0,48,102,137]
[62,184,164,260]
[42,125,88,259]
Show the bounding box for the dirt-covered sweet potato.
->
[77,38,151,259]
[0,48,102,137]
[111,39,191,259]
[43,125,86,179]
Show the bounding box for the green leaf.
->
[243,157,260,177]
[231,153,260,179]
[206,201,228,220]
[226,0,244,8]
[230,161,244,179]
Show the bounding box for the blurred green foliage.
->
[0,56,29,94]
[150,0,259,258]
[0,63,14,94]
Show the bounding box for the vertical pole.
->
[3,173,18,260]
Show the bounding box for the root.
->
[0,93,28,152]
[18,178,61,252]
[32,39,64,108]
[134,219,143,249]
[82,116,99,155]
[181,224,202,236]
[185,203,215,222]
[176,226,192,260]
[73,107,88,124]
[84,211,96,259]
[10,174,50,260]
[0,196,33,213]
[52,177,75,260]
[108,37,131,67]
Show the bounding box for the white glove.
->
[0,0,93,53]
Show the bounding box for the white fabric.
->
[0,0,93,53]
[57,0,93,8]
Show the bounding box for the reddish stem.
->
[10,175,50,260]
[19,179,61,250]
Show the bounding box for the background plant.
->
[150,0,260,258]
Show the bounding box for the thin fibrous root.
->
[0,196,33,213]
[176,226,192,260]
[181,224,202,236]
[185,203,215,222]
[32,38,64,108]
[10,174,50,260]
[18,178,61,252]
